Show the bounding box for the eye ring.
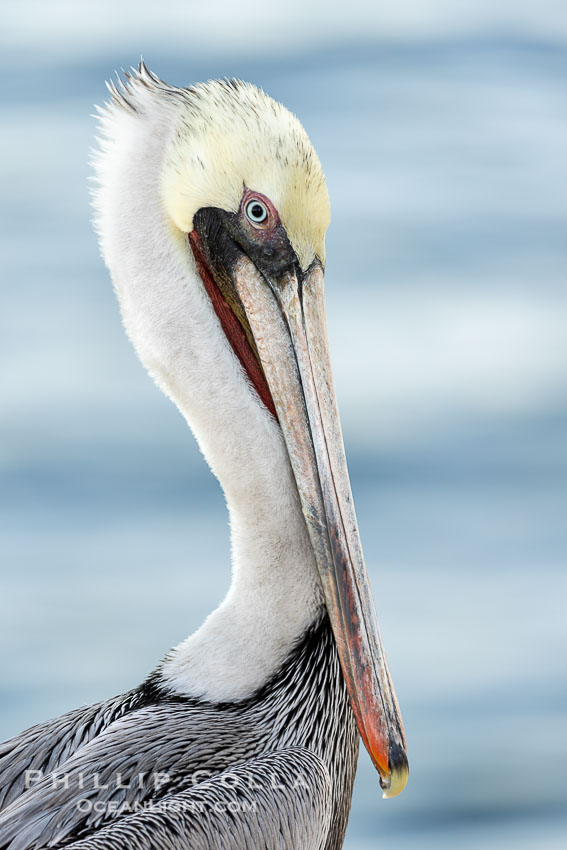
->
[245,199,269,225]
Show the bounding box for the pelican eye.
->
[245,199,268,225]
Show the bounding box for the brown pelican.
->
[0,64,408,850]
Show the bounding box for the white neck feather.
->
[93,87,323,702]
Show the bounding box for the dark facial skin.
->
[191,188,304,365]
[192,188,299,290]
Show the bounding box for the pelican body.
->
[0,66,408,850]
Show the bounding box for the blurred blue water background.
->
[1,16,567,850]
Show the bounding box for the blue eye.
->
[245,199,268,224]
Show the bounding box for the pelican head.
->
[94,64,408,798]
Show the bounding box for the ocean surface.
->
[1,38,566,849]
